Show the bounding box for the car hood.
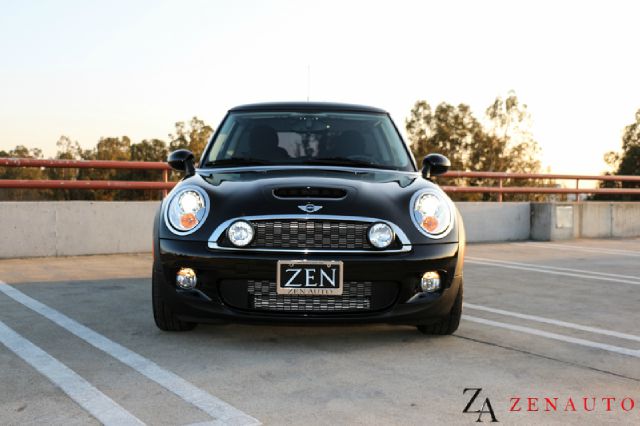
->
[159,167,460,244]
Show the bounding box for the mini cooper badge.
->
[298,203,323,213]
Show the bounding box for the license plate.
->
[276,260,343,295]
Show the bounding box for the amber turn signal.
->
[422,216,439,232]
[180,212,197,229]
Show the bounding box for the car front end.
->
[152,103,465,334]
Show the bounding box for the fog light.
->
[176,268,197,289]
[420,271,441,293]
[368,223,394,249]
[227,220,255,247]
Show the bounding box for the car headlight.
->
[368,223,394,248]
[411,190,454,238]
[166,187,209,234]
[227,220,255,247]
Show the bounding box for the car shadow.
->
[9,278,452,356]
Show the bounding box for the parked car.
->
[152,102,465,334]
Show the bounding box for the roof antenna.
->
[306,64,311,101]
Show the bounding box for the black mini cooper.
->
[152,102,465,334]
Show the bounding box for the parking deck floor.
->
[1,239,639,425]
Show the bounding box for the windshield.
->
[203,111,414,171]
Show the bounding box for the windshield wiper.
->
[203,158,272,167]
[304,157,394,170]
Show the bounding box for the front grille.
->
[248,280,372,312]
[220,220,385,250]
[218,279,401,313]
[254,220,372,249]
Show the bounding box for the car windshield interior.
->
[204,112,414,171]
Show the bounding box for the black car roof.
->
[229,102,388,114]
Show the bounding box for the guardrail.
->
[0,157,173,197]
[440,170,640,201]
[1,157,640,200]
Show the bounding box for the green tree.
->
[130,138,168,162]
[406,93,544,200]
[405,101,482,172]
[616,108,640,177]
[596,109,640,200]
[484,93,541,174]
[1,117,214,201]
[54,135,83,161]
[78,136,132,200]
[0,145,46,200]
[46,136,85,200]
[123,138,169,200]
[169,117,214,162]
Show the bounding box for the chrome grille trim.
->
[248,280,372,312]
[207,214,412,253]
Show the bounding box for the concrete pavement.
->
[1,239,639,425]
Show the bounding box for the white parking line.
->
[462,315,640,358]
[464,303,640,343]
[524,242,640,257]
[0,281,260,426]
[467,256,640,282]
[466,258,640,286]
[0,320,144,426]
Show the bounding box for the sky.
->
[1,0,639,175]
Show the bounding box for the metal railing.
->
[1,157,640,200]
[441,170,640,201]
[0,157,173,197]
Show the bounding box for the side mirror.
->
[421,153,451,179]
[168,149,196,177]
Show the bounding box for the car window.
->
[203,112,414,171]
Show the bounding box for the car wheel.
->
[416,281,462,335]
[152,264,197,332]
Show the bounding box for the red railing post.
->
[162,169,168,198]
[575,178,580,202]
[498,178,503,203]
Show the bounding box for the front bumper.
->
[157,239,463,325]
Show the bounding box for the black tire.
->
[152,265,197,332]
[417,282,463,335]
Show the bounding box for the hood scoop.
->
[273,186,347,199]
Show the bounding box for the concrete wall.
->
[457,202,531,243]
[1,201,639,258]
[530,202,640,241]
[0,201,160,258]
[530,203,580,241]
